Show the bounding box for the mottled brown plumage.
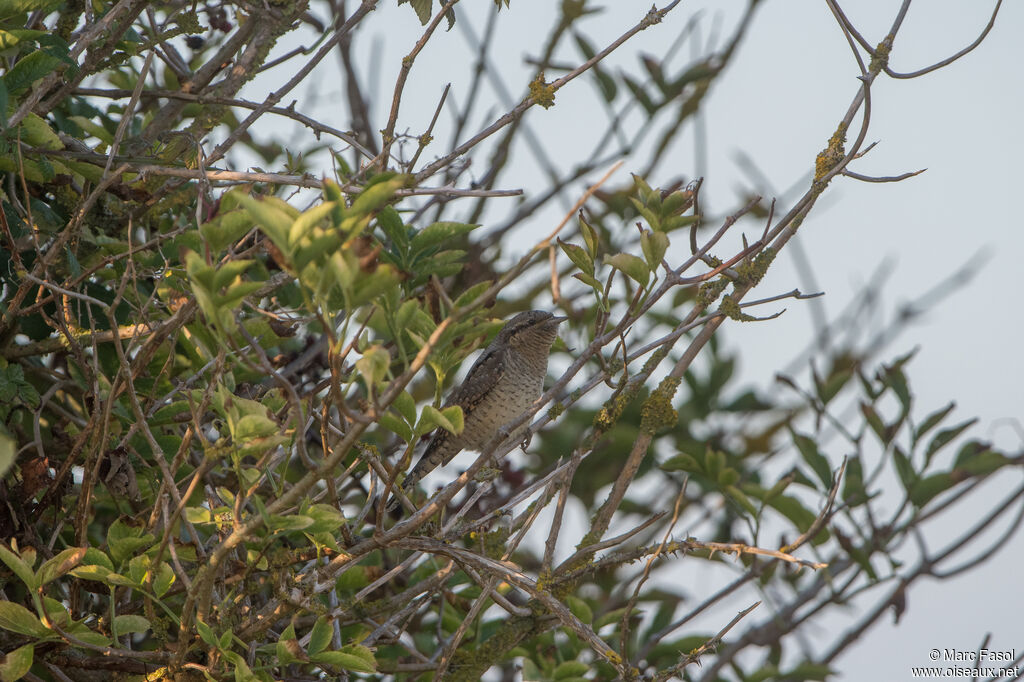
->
[393,310,565,508]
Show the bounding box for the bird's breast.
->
[460,351,546,448]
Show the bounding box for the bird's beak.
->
[550,315,568,324]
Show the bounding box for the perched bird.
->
[392,310,566,509]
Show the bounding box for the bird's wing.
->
[445,345,506,415]
[426,347,506,461]
[395,345,509,509]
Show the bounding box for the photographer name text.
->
[931,649,1016,663]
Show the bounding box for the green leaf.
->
[640,229,669,270]
[200,210,255,253]
[69,564,111,582]
[36,547,86,586]
[909,473,955,508]
[2,49,61,93]
[237,195,294,254]
[113,614,151,636]
[925,418,977,466]
[67,115,113,144]
[0,642,33,681]
[63,621,109,647]
[0,602,48,637]
[379,413,414,442]
[417,404,463,436]
[572,272,604,292]
[276,624,306,664]
[881,363,911,413]
[554,661,590,680]
[725,484,758,516]
[565,596,592,624]
[953,444,1008,476]
[310,645,376,673]
[842,456,867,506]
[211,259,254,292]
[816,367,853,406]
[392,390,417,424]
[266,515,314,532]
[153,561,175,597]
[595,607,629,629]
[789,429,832,489]
[377,205,408,248]
[410,221,478,254]
[605,252,649,287]
[717,467,740,486]
[661,453,701,473]
[343,177,406,236]
[892,446,916,492]
[289,202,337,244]
[0,0,63,17]
[765,495,824,542]
[355,345,390,390]
[18,112,61,150]
[440,405,464,435]
[79,544,113,569]
[629,198,662,232]
[307,616,333,656]
[558,238,594,276]
[127,554,151,586]
[578,212,598,257]
[860,402,888,444]
[103,572,139,588]
[228,653,257,682]
[661,187,695,217]
[230,412,278,442]
[196,619,217,647]
[184,507,214,524]
[303,504,346,534]
[914,401,956,445]
[106,519,155,566]
[0,544,37,590]
[407,0,432,25]
[394,300,420,335]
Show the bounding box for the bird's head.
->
[500,310,567,353]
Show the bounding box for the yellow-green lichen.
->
[718,295,756,322]
[735,247,777,287]
[529,72,556,109]
[479,527,510,560]
[593,392,628,431]
[640,6,665,28]
[640,376,681,434]
[447,616,538,682]
[640,346,670,377]
[869,37,893,73]
[697,277,729,307]
[814,123,848,186]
